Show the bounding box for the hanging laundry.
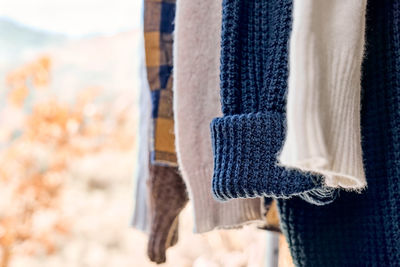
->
[146,165,188,264]
[131,39,151,233]
[278,1,400,265]
[279,0,367,191]
[210,0,336,205]
[142,0,189,264]
[144,0,177,166]
[173,0,265,233]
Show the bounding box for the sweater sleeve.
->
[279,0,367,190]
[210,0,336,205]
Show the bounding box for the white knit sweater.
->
[279,0,367,190]
[173,0,262,233]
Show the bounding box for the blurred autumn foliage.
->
[0,56,136,267]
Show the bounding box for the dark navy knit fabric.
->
[278,1,400,266]
[211,0,336,204]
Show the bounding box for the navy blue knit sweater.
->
[278,1,400,266]
[211,0,336,204]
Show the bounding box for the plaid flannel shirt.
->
[144,0,177,166]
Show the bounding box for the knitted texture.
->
[279,0,367,190]
[278,1,400,266]
[211,0,335,204]
[147,165,188,264]
[173,0,264,233]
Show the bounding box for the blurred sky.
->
[0,0,142,37]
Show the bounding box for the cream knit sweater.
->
[173,0,262,233]
[279,0,367,190]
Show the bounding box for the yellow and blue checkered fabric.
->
[144,0,177,166]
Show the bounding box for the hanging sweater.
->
[279,0,367,190]
[211,0,336,204]
[144,0,178,166]
[278,1,400,266]
[131,40,151,232]
[173,0,264,233]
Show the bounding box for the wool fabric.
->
[147,165,188,264]
[278,1,400,265]
[279,0,367,190]
[211,0,335,204]
[173,0,264,233]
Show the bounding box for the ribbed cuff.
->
[279,0,367,191]
[211,112,322,201]
[183,167,263,233]
[280,25,366,190]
